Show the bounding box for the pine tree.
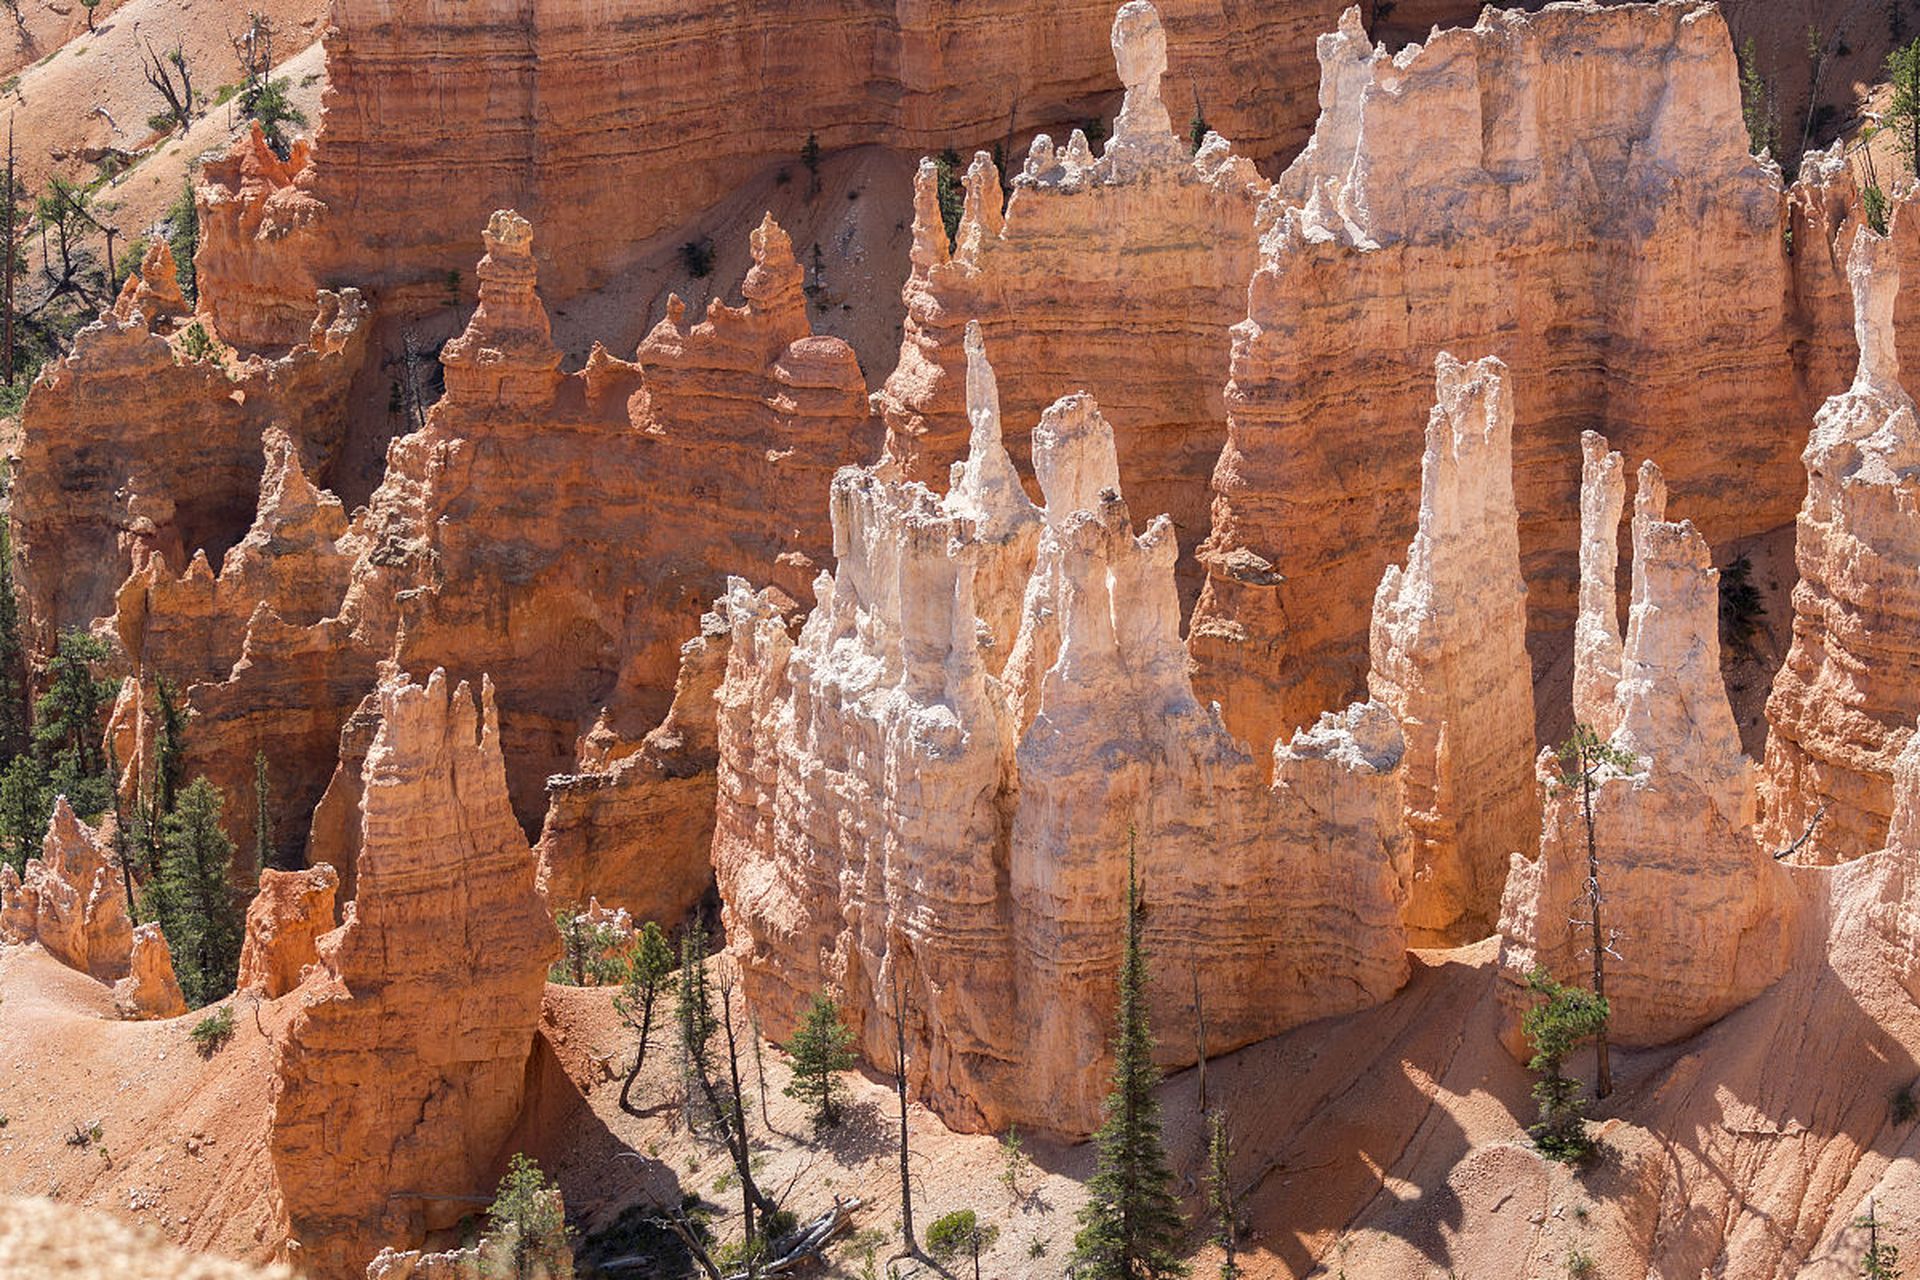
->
[1554,723,1635,1098]
[1071,833,1188,1280]
[1205,1110,1240,1280]
[0,752,48,873]
[253,749,277,872]
[1737,38,1778,159]
[484,1152,568,1280]
[33,628,114,819]
[0,523,27,765]
[1522,966,1609,1163]
[784,989,857,1131]
[614,920,674,1115]
[142,777,244,1007]
[1889,38,1920,178]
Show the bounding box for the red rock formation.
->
[1191,2,1808,750]
[237,864,340,998]
[1572,430,1628,739]
[716,335,1409,1136]
[1499,457,1794,1048]
[268,670,556,1277]
[873,4,1265,599]
[112,923,188,1021]
[197,0,1345,348]
[334,208,873,828]
[1366,354,1537,944]
[0,798,133,983]
[533,610,729,925]
[10,267,367,652]
[1760,227,1920,864]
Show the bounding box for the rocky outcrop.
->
[1191,1,1808,750]
[237,865,340,999]
[112,923,188,1021]
[198,0,1344,348]
[716,335,1409,1136]
[363,1189,571,1280]
[1366,354,1536,945]
[0,798,133,984]
[873,3,1264,600]
[1572,431,1628,738]
[1760,227,1920,864]
[11,265,366,652]
[331,209,874,829]
[533,610,729,925]
[1498,456,1794,1048]
[268,670,556,1278]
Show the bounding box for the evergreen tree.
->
[1553,723,1635,1098]
[1522,966,1609,1163]
[1071,834,1188,1280]
[0,523,28,765]
[33,628,114,819]
[784,989,857,1131]
[614,920,674,1115]
[253,749,275,872]
[484,1152,568,1280]
[1889,38,1920,178]
[1737,38,1778,159]
[1205,1110,1240,1280]
[0,753,48,873]
[142,777,243,1007]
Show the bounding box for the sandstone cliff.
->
[237,864,339,999]
[268,670,556,1278]
[716,334,1409,1136]
[1191,1,1805,750]
[195,0,1348,351]
[0,798,133,984]
[1366,354,1536,945]
[10,255,367,653]
[1498,455,1794,1048]
[1761,226,1920,864]
[872,3,1266,601]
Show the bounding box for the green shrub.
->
[189,1004,236,1058]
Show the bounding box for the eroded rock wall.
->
[268,670,556,1278]
[1498,455,1794,1048]
[872,4,1265,598]
[0,798,133,984]
[1191,1,1804,750]
[716,334,1410,1136]
[197,0,1348,346]
[1761,227,1920,864]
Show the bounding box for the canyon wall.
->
[1499,454,1794,1047]
[10,258,367,651]
[0,798,133,984]
[1760,227,1920,864]
[872,3,1266,598]
[267,670,556,1279]
[715,334,1412,1137]
[197,0,1352,347]
[1190,1,1805,750]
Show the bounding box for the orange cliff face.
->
[266,670,556,1279]
[192,0,1351,350]
[1189,2,1809,751]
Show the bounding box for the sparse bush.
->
[484,1152,569,1280]
[679,237,715,278]
[1719,554,1765,656]
[66,1119,103,1148]
[928,1209,999,1280]
[178,321,221,365]
[189,1004,236,1057]
[1893,1081,1918,1126]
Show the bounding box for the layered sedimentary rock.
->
[1572,431,1628,738]
[237,865,340,999]
[1191,1,1807,749]
[332,209,873,828]
[1366,355,1536,944]
[1760,227,1920,864]
[269,670,556,1277]
[112,923,188,1021]
[533,610,729,925]
[716,336,1409,1136]
[0,798,133,983]
[198,0,1343,347]
[10,251,367,650]
[873,3,1264,596]
[1498,457,1794,1047]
